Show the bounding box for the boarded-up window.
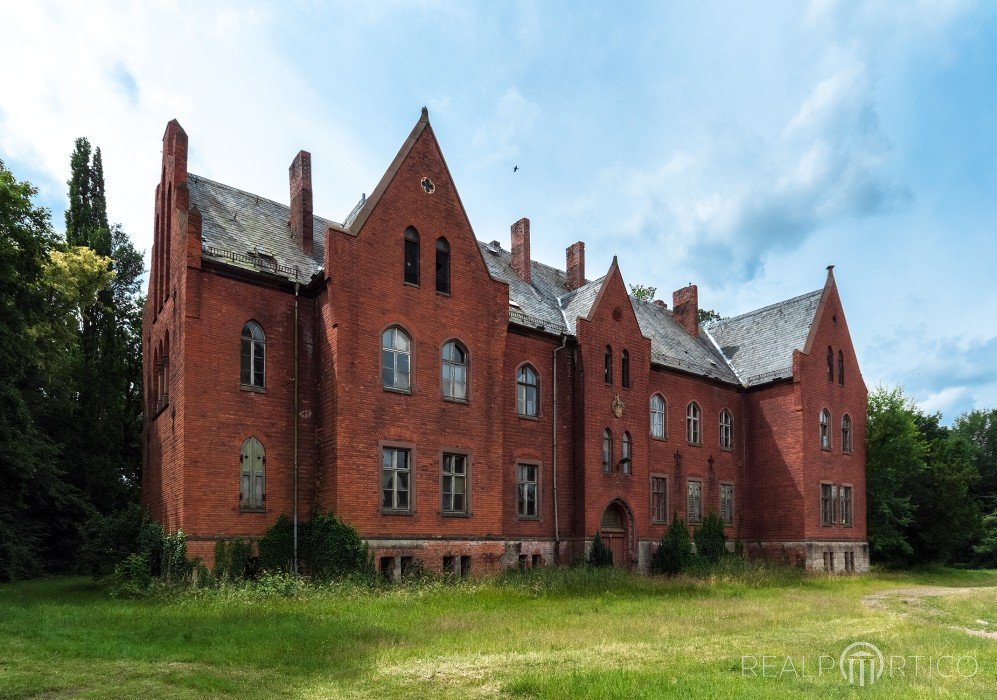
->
[240,437,265,510]
[720,483,734,525]
[687,480,702,523]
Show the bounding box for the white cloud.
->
[471,88,540,167]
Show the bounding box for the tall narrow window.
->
[602,429,613,473]
[650,476,667,523]
[820,409,831,450]
[820,483,834,525]
[686,402,701,445]
[827,346,834,382]
[239,437,265,510]
[604,346,613,384]
[841,414,852,453]
[840,485,853,526]
[621,432,632,475]
[240,321,265,388]
[719,409,733,450]
[517,364,539,416]
[441,340,467,401]
[381,447,411,512]
[517,463,538,518]
[435,237,450,294]
[621,350,630,388]
[441,453,468,515]
[687,480,702,523]
[838,350,845,386]
[381,327,412,391]
[720,483,734,526]
[650,394,666,439]
[404,227,420,285]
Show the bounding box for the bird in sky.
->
[513,165,518,172]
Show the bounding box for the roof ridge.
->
[189,172,341,225]
[713,288,823,326]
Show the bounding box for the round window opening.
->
[612,306,623,321]
[420,176,435,194]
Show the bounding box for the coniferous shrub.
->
[694,512,728,562]
[587,532,614,567]
[653,514,692,575]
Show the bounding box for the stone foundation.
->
[746,540,869,573]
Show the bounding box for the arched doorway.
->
[599,499,634,566]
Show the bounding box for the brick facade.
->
[142,112,869,575]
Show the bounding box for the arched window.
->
[240,437,265,510]
[241,321,265,388]
[602,429,613,473]
[650,394,666,439]
[604,345,613,384]
[820,409,831,450]
[720,408,733,450]
[621,431,632,475]
[827,346,834,382]
[517,364,539,417]
[441,340,468,400]
[621,349,630,388]
[162,331,170,405]
[838,350,845,386]
[404,227,420,285]
[381,326,412,391]
[686,402,701,445]
[152,344,161,412]
[841,414,852,453]
[435,237,450,294]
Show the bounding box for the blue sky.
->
[1,1,995,420]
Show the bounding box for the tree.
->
[698,308,722,324]
[651,514,692,575]
[587,532,614,567]
[630,283,657,302]
[694,512,727,562]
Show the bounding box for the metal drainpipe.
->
[293,276,300,576]
[552,334,568,558]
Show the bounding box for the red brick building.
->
[142,110,868,575]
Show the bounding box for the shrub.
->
[257,511,373,580]
[79,503,144,580]
[258,515,295,573]
[652,514,692,575]
[162,529,193,585]
[109,552,153,597]
[587,532,614,568]
[214,538,253,583]
[137,520,165,578]
[694,512,728,562]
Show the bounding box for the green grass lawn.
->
[1,565,994,699]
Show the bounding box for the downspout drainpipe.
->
[293,275,300,576]
[552,334,568,560]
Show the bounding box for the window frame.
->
[435,237,451,295]
[719,408,733,451]
[380,441,416,515]
[440,449,471,516]
[838,350,845,386]
[621,349,630,389]
[686,401,702,446]
[827,346,834,382]
[820,482,834,526]
[381,325,414,393]
[604,345,613,385]
[687,478,703,524]
[240,321,266,391]
[441,339,469,403]
[621,431,632,475]
[602,428,613,473]
[404,226,420,286]
[840,483,854,527]
[239,436,266,511]
[820,408,831,451]
[516,363,540,418]
[650,473,668,524]
[516,461,541,520]
[650,394,667,440]
[841,413,853,454]
[720,481,734,526]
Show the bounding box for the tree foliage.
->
[694,512,727,562]
[698,308,722,324]
[587,532,614,567]
[629,283,657,302]
[651,514,693,575]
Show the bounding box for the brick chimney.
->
[511,217,531,284]
[289,150,313,255]
[566,241,585,290]
[672,284,699,337]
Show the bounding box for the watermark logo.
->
[839,641,884,686]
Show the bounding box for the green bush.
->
[694,512,728,562]
[652,514,692,575]
[109,552,153,597]
[214,538,253,583]
[137,520,165,577]
[587,532,614,568]
[258,515,295,573]
[258,511,373,580]
[79,503,144,580]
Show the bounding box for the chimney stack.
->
[566,241,585,290]
[289,150,313,255]
[672,284,699,337]
[511,217,531,284]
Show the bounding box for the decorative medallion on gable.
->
[420,176,435,194]
[612,306,623,321]
[612,394,624,418]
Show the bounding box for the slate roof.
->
[706,289,824,386]
[186,174,823,389]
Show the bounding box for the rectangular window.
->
[460,555,471,578]
[517,463,538,518]
[720,482,734,526]
[532,553,541,568]
[820,483,834,526]
[840,485,853,526]
[651,476,667,523]
[687,479,702,524]
[441,453,468,515]
[382,447,411,512]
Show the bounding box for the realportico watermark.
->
[741,641,979,686]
